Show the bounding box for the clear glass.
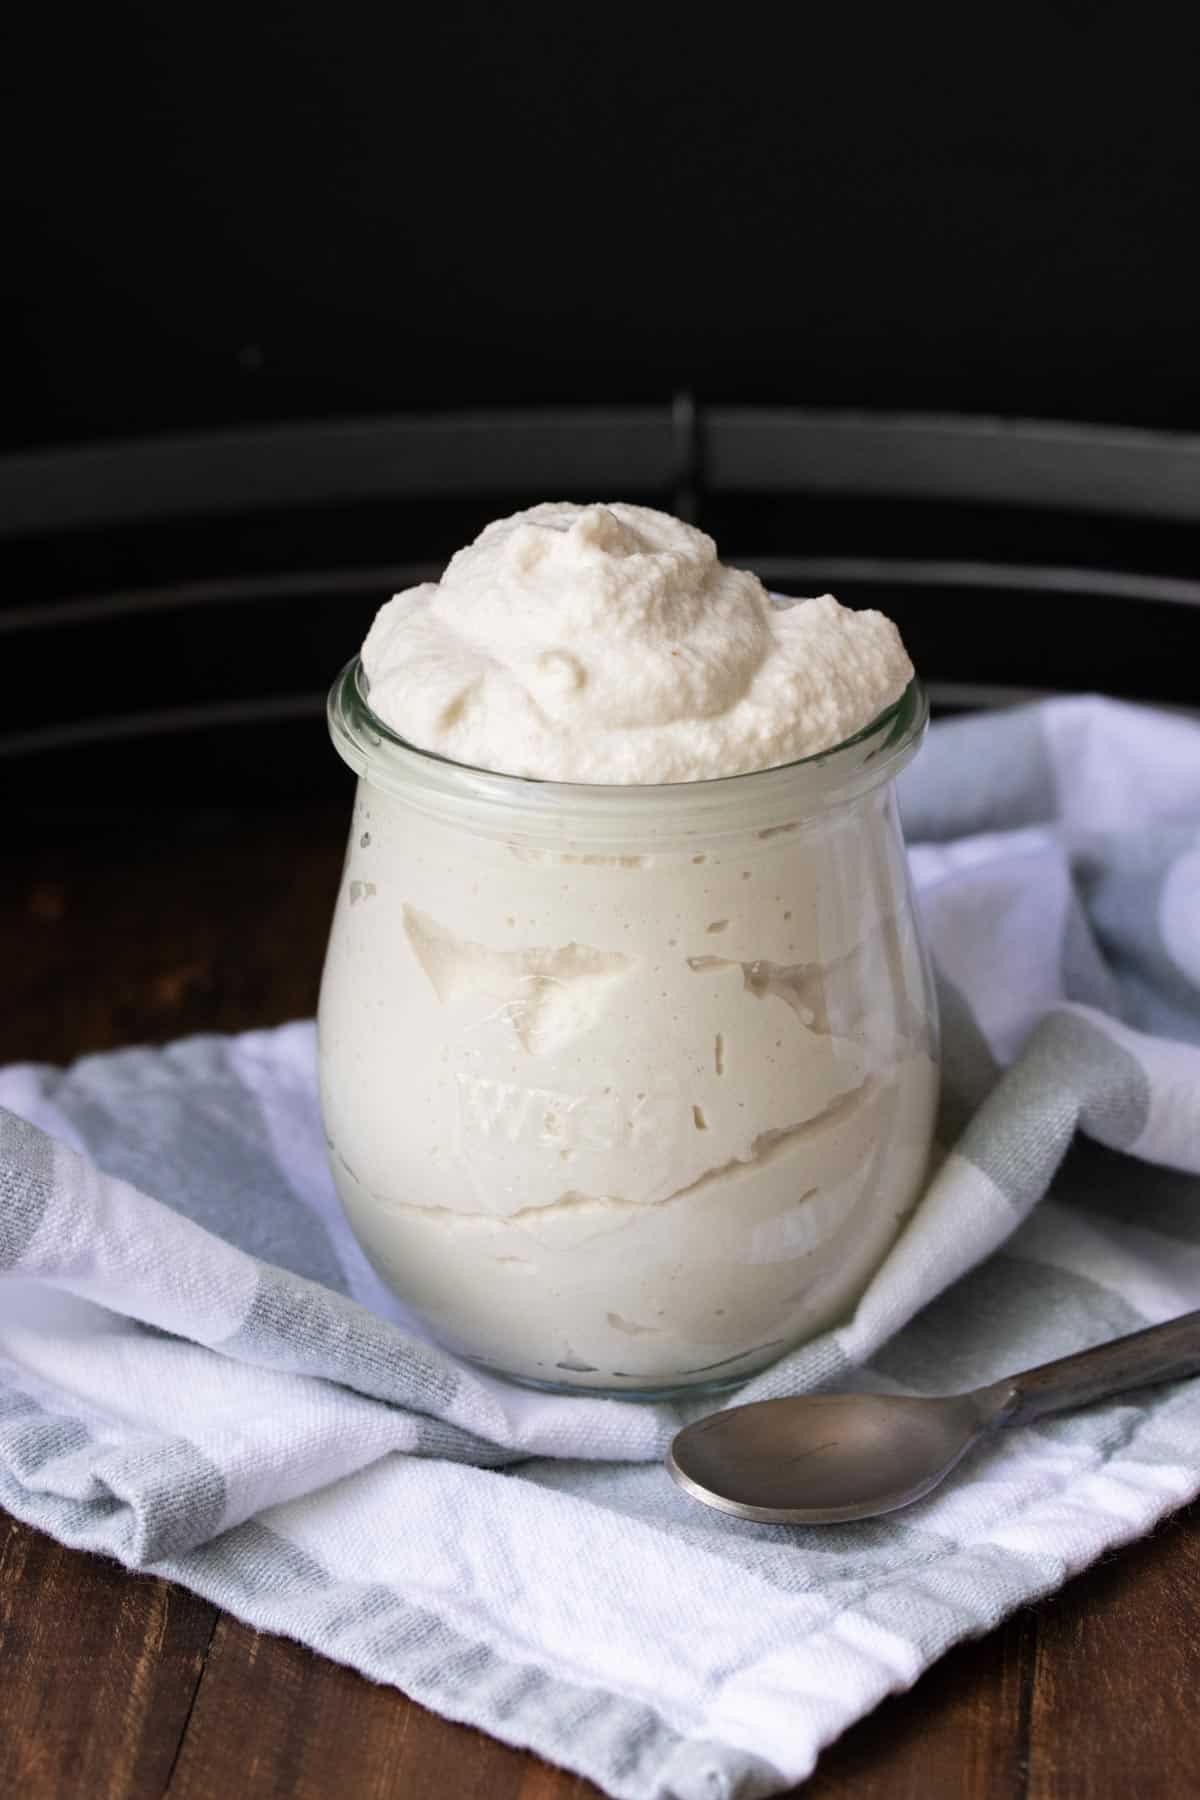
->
[318,659,939,1398]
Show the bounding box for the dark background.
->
[3,6,1200,807]
[6,6,1200,446]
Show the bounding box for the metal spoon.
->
[668,1309,1200,1524]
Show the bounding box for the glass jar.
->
[318,658,938,1398]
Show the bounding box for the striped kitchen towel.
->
[2,694,1199,1800]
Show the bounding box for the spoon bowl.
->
[669,1389,1001,1524]
[667,1308,1200,1525]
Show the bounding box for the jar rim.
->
[328,656,928,840]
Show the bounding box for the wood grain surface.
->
[2,805,1198,1799]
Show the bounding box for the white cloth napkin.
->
[3,695,1200,1800]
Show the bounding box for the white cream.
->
[362,503,913,783]
[319,505,936,1392]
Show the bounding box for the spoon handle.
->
[990,1308,1200,1427]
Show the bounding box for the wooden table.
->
[3,808,1198,1799]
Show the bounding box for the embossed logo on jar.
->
[455,1072,681,1160]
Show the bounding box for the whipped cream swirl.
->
[362,502,912,783]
